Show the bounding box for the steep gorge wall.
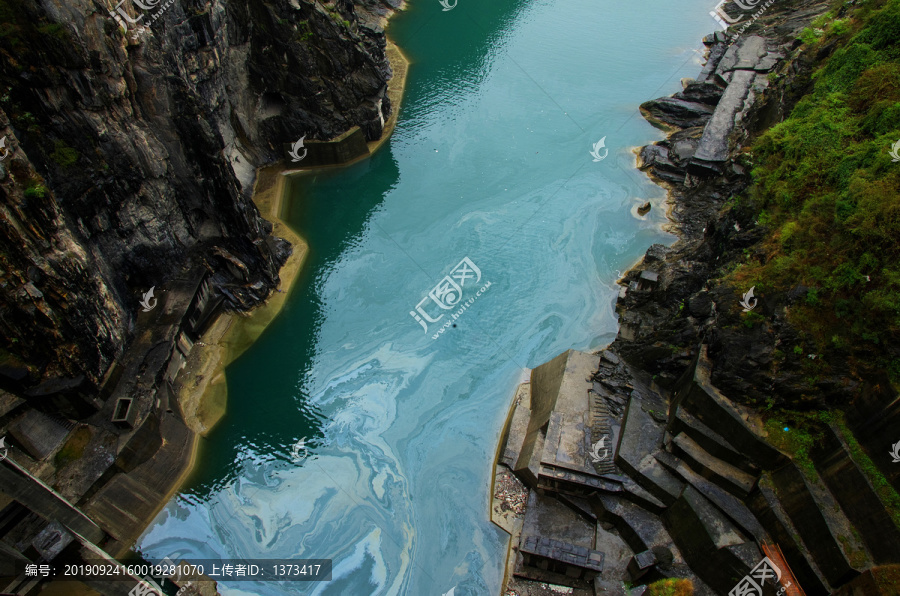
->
[0,0,396,402]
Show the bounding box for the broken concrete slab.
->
[501,383,532,469]
[714,36,769,75]
[688,69,757,174]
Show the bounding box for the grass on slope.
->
[728,0,900,384]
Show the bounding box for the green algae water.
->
[139,1,720,593]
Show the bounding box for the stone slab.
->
[689,69,756,172]
[8,409,71,461]
[671,432,757,498]
[770,462,860,587]
[655,450,765,543]
[812,423,900,565]
[747,480,831,596]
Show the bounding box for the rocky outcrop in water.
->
[0,0,396,405]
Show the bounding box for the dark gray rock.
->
[640,97,716,130]
[689,70,759,174]
[676,81,726,106]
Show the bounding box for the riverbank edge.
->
[117,37,411,558]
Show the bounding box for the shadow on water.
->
[182,0,535,499]
[182,147,402,497]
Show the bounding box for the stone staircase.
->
[610,345,900,595]
[498,345,900,595]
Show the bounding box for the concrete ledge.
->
[671,432,757,498]
[811,423,900,565]
[283,126,370,167]
[594,493,678,555]
[747,480,831,596]
[770,462,860,587]
[669,406,758,475]
[673,346,787,469]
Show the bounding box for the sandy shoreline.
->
[149,39,411,534]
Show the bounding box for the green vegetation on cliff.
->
[731,0,900,380]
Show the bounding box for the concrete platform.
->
[83,412,195,556]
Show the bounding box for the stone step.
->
[811,423,900,565]
[661,485,761,594]
[620,453,685,508]
[668,406,759,475]
[672,346,788,470]
[671,432,757,499]
[594,493,678,555]
[500,383,532,470]
[770,462,864,588]
[621,476,667,515]
[616,396,684,507]
[747,479,832,596]
[655,450,766,544]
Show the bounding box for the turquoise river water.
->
[139,1,721,594]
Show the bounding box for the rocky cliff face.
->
[0,0,396,402]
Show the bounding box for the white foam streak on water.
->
[138,0,720,593]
